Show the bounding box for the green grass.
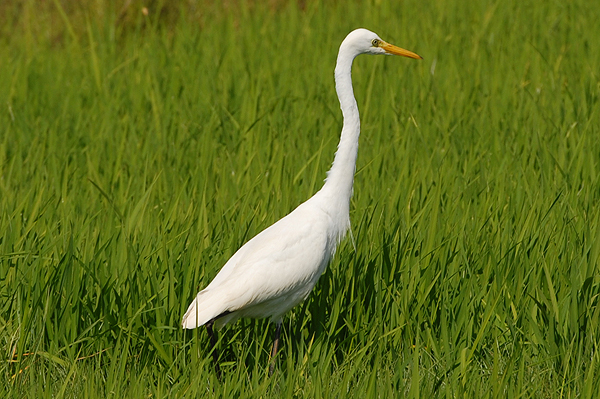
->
[1,0,600,397]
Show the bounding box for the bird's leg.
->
[268,321,282,376]
[206,320,222,378]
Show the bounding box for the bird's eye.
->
[371,39,380,47]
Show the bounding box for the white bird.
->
[182,28,421,375]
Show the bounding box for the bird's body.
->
[182,191,341,329]
[182,28,421,373]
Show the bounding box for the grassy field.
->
[1,0,600,397]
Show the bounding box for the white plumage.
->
[182,28,421,373]
[182,197,337,329]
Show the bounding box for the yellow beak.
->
[380,41,422,59]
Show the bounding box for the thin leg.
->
[268,321,282,376]
[206,320,222,378]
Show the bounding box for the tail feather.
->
[181,290,227,329]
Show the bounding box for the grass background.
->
[1,0,600,397]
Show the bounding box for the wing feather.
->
[182,201,333,329]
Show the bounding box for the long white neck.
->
[319,44,360,224]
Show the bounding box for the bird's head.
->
[341,28,422,59]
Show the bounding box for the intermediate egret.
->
[182,28,421,375]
